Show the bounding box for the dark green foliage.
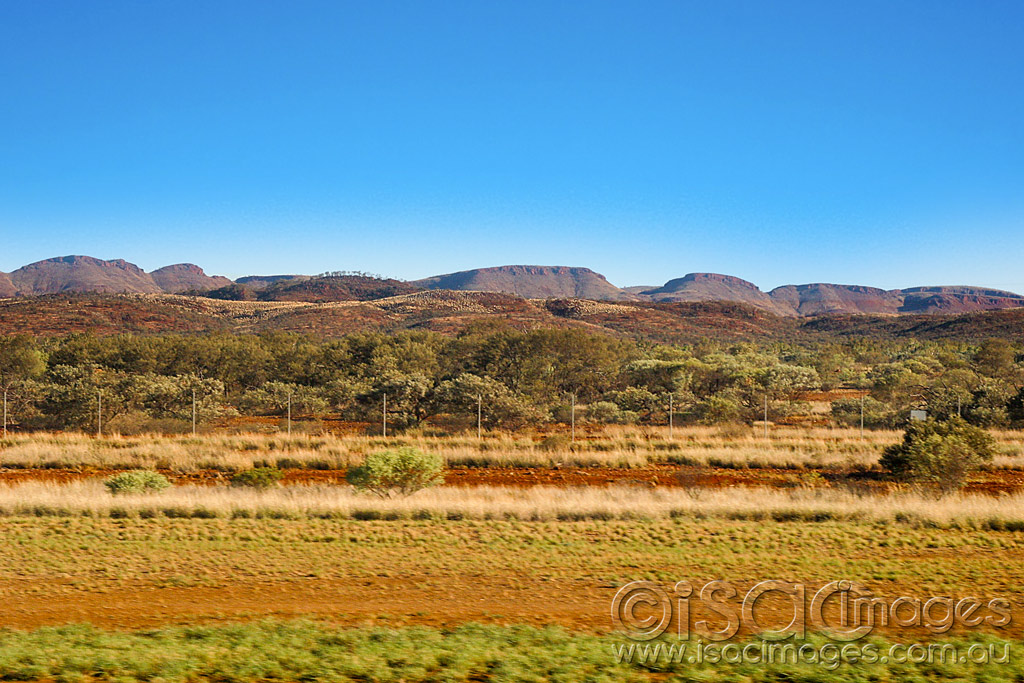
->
[230,467,284,490]
[880,417,996,492]
[1,328,1022,431]
[0,621,1019,683]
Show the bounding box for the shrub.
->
[104,470,172,495]
[585,401,636,424]
[880,417,996,493]
[230,467,284,490]
[346,447,444,498]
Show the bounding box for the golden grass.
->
[1,426,1022,471]
[3,479,1024,528]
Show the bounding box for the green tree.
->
[346,447,444,497]
[0,335,46,429]
[239,381,329,416]
[880,417,995,493]
[430,373,540,429]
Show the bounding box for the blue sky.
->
[1,1,1022,291]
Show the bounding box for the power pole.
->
[763,394,768,439]
[958,396,962,417]
[97,390,102,437]
[382,392,387,438]
[571,393,576,443]
[2,389,7,437]
[860,395,864,439]
[192,387,197,436]
[477,394,482,440]
[668,393,673,441]
[287,393,292,437]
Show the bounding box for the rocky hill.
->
[257,275,421,302]
[0,272,15,298]
[8,256,164,295]
[632,274,1024,317]
[768,283,903,316]
[0,256,235,296]
[2,292,1022,344]
[3,256,1022,318]
[413,265,635,301]
[640,273,780,311]
[150,264,232,293]
[234,275,310,290]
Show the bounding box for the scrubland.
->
[2,426,1023,470]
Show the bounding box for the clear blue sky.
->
[1,1,1022,291]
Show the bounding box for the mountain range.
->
[2,255,1022,317]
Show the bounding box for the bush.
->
[104,470,172,495]
[230,467,284,490]
[831,396,895,429]
[346,447,444,498]
[584,401,637,424]
[880,417,996,493]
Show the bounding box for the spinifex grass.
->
[0,516,1021,612]
[0,621,1019,683]
[2,427,1022,471]
[5,481,1024,529]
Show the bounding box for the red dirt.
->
[2,464,1023,494]
[0,575,613,632]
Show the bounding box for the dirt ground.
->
[1,464,1022,494]
[0,575,610,632]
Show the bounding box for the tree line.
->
[0,326,1022,433]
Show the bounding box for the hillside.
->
[768,283,903,316]
[257,275,421,302]
[639,273,782,312]
[413,265,635,301]
[3,255,1023,318]
[150,264,232,293]
[234,275,310,290]
[2,292,1022,344]
[8,256,164,295]
[634,273,1024,317]
[0,272,15,298]
[2,256,233,296]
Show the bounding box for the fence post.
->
[668,393,673,440]
[763,393,768,439]
[860,395,864,439]
[571,393,575,443]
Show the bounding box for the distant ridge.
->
[768,283,901,316]
[235,275,310,290]
[150,264,232,293]
[9,256,164,295]
[640,273,780,311]
[632,273,1024,317]
[2,256,232,296]
[413,265,636,301]
[1,256,1022,316]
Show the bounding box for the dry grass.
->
[1,426,1022,471]
[2,479,1024,528]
